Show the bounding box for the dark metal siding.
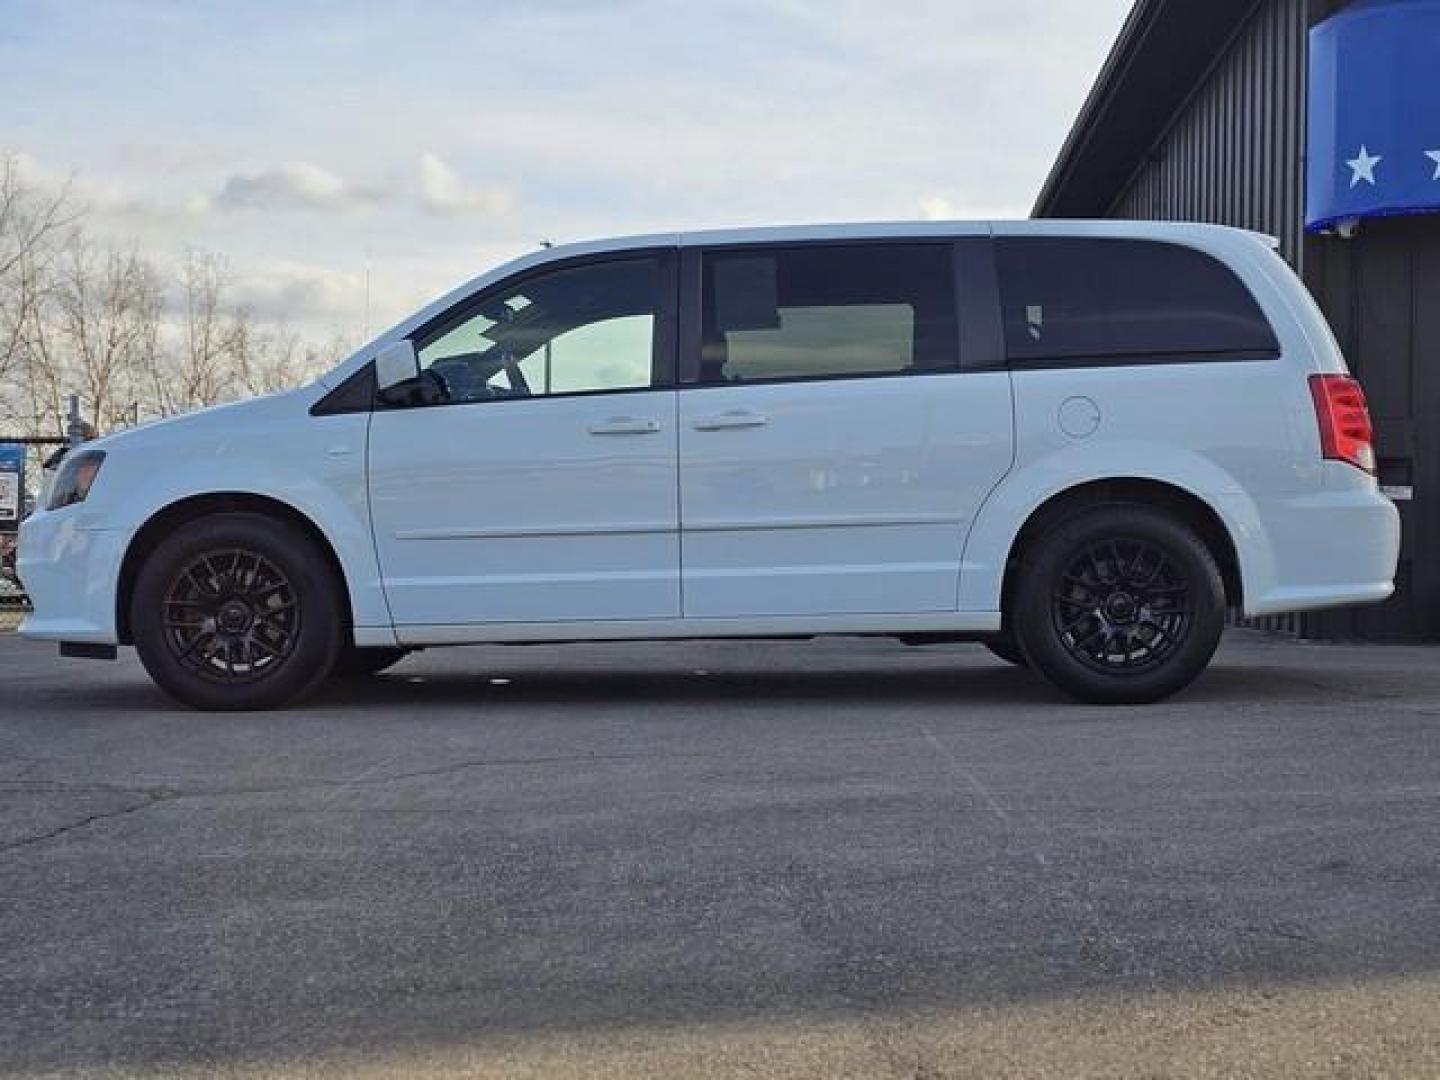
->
[1041,0,1437,641]
[1305,216,1440,640]
[1091,0,1317,636]
[1107,0,1310,268]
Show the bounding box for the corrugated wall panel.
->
[1096,0,1435,641]
[1108,0,1308,269]
[1105,0,1315,637]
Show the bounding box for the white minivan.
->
[19,221,1400,710]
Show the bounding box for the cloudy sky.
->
[1,0,1133,343]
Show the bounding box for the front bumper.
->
[16,509,127,644]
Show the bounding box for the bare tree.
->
[230,311,299,398]
[2,155,351,437]
[158,249,237,414]
[0,154,75,428]
[49,232,163,430]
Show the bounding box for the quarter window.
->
[995,238,1280,364]
[414,257,662,404]
[699,244,958,384]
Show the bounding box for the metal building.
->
[1036,0,1439,640]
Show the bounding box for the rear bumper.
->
[15,509,125,644]
[1244,481,1400,618]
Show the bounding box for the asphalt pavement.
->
[1,629,1438,1078]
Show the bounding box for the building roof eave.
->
[1033,0,1264,219]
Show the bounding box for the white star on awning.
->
[1346,145,1383,187]
[1427,150,1440,181]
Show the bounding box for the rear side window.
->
[699,244,957,384]
[996,238,1280,365]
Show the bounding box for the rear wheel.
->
[331,646,409,679]
[131,512,344,710]
[1012,505,1225,704]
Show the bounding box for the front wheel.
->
[131,513,344,710]
[1012,505,1226,705]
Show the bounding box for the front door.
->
[368,252,681,627]
[677,240,1014,617]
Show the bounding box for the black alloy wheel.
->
[132,512,343,710]
[1050,538,1192,674]
[1013,504,1226,704]
[161,549,300,683]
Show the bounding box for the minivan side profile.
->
[18,221,1400,710]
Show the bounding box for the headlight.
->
[47,449,106,510]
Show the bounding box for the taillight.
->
[1308,374,1375,474]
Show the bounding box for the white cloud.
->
[215,162,380,214]
[416,153,515,217]
[3,0,1138,347]
[11,150,210,229]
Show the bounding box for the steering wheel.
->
[416,367,450,405]
[502,355,532,397]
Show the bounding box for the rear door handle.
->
[692,410,769,431]
[587,416,661,436]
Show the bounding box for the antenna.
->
[363,249,372,340]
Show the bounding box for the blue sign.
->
[0,443,23,525]
[1307,0,1440,233]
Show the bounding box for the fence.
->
[1,440,71,633]
[1,405,84,630]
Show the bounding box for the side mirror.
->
[375,340,420,392]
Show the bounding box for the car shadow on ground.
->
[10,647,1404,716]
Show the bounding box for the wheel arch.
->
[997,478,1244,626]
[115,492,353,645]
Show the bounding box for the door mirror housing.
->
[375,340,421,392]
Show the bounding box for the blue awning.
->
[1306,0,1440,232]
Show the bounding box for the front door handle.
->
[587,416,661,436]
[692,410,769,431]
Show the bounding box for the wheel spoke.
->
[226,550,245,595]
[1141,556,1170,587]
[1086,548,1107,586]
[248,635,279,661]
[162,546,299,683]
[1110,541,1126,584]
[185,568,216,599]
[1051,534,1193,674]
[252,581,289,604]
[175,629,214,661]
[1122,541,1145,583]
[1061,573,1101,598]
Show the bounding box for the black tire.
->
[1012,504,1225,705]
[131,512,344,710]
[984,638,1029,667]
[331,646,409,679]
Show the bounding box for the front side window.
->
[414,256,662,404]
[996,238,1280,364]
[699,244,958,384]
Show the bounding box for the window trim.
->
[1007,349,1282,371]
[387,248,679,410]
[679,239,969,389]
[994,237,1282,367]
[310,361,377,416]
